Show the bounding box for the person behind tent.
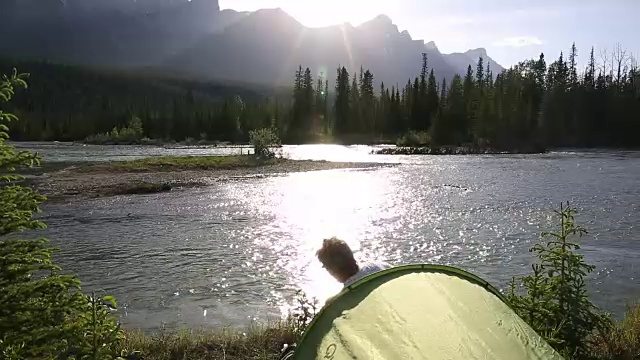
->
[316,237,389,287]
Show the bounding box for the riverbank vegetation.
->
[2,42,639,151]
[27,127,383,201]
[109,155,277,172]
[2,70,639,359]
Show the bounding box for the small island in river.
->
[374,144,546,155]
[25,155,388,202]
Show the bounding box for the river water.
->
[13,142,640,331]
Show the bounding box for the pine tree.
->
[462,65,475,142]
[302,67,314,136]
[430,77,450,146]
[426,69,439,131]
[410,77,421,130]
[323,78,329,133]
[1,68,122,358]
[350,72,361,133]
[568,43,579,89]
[291,65,304,136]
[334,66,350,135]
[585,47,596,89]
[447,74,466,143]
[476,56,485,93]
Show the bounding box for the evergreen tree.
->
[350,72,361,133]
[476,56,485,93]
[410,77,420,130]
[1,68,122,359]
[334,66,350,135]
[3,43,640,149]
[426,69,439,130]
[447,74,466,143]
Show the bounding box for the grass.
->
[114,304,640,360]
[118,321,298,360]
[110,155,281,172]
[590,303,640,360]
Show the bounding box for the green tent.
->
[289,264,563,360]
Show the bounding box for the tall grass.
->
[119,322,296,360]
[590,303,640,360]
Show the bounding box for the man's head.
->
[316,237,359,283]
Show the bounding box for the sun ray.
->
[277,27,308,86]
[340,24,355,72]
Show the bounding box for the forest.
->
[2,42,639,149]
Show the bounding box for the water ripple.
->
[23,146,640,330]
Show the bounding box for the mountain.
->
[1,0,504,87]
[0,0,247,67]
[443,48,504,76]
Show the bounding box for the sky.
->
[219,0,640,69]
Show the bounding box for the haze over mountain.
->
[0,0,504,87]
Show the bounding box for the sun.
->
[242,0,394,28]
[290,0,366,27]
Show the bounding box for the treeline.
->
[0,59,281,143]
[290,44,639,149]
[3,42,640,148]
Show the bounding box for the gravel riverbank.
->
[26,158,389,202]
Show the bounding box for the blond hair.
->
[316,237,358,278]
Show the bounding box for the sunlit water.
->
[15,142,640,330]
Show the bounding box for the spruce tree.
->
[1,69,122,359]
[426,69,439,130]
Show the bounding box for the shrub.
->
[249,127,281,158]
[1,68,123,359]
[85,115,145,145]
[288,290,318,340]
[396,130,431,147]
[507,202,611,359]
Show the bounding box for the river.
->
[13,142,640,331]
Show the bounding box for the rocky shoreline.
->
[26,158,388,202]
[374,145,547,155]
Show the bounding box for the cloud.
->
[492,36,544,47]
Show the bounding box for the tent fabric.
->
[292,264,564,360]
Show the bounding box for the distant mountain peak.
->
[0,4,506,86]
[425,41,439,52]
[465,47,488,58]
[252,7,299,23]
[358,13,396,33]
[370,14,393,25]
[185,0,220,11]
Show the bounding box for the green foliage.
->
[508,203,611,359]
[85,115,145,144]
[590,303,640,360]
[117,324,295,360]
[113,292,318,360]
[110,155,279,172]
[249,128,282,158]
[1,68,123,359]
[287,290,318,340]
[396,130,431,147]
[68,293,125,359]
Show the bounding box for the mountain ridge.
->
[0,0,504,87]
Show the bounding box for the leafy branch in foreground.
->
[508,202,612,359]
[0,68,124,359]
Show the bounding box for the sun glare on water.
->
[241,166,398,315]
